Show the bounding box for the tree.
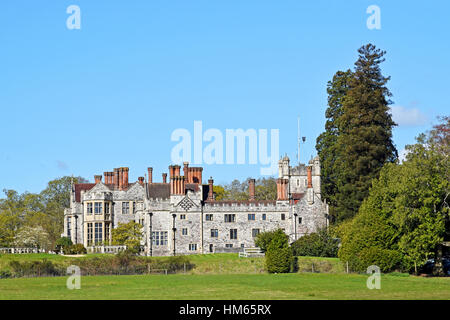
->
[265,229,293,273]
[39,176,87,248]
[316,69,352,215]
[213,185,227,201]
[333,44,397,221]
[112,221,143,254]
[338,117,449,273]
[13,226,51,250]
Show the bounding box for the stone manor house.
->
[63,156,329,256]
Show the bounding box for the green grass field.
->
[1,273,449,300]
[0,253,449,299]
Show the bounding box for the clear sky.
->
[1,0,448,194]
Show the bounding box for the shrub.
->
[64,244,87,255]
[265,229,293,273]
[291,228,339,257]
[358,247,403,273]
[55,237,73,254]
[255,229,289,252]
[0,270,12,279]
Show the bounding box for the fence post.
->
[165,269,167,275]
[184,263,186,274]
[312,263,314,273]
[346,261,349,274]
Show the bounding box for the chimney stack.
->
[114,168,120,189]
[147,167,153,184]
[248,179,256,201]
[307,166,313,189]
[208,177,214,201]
[277,178,288,201]
[94,175,102,184]
[103,172,109,184]
[183,162,189,182]
[138,177,144,185]
[123,167,129,189]
[162,173,167,184]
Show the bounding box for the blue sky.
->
[0,0,448,194]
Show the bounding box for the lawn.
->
[1,253,448,300]
[1,273,449,300]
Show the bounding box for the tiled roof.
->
[148,183,170,199]
[74,183,95,202]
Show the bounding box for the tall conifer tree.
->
[334,44,397,221]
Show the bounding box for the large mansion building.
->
[63,156,328,256]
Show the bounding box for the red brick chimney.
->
[138,177,144,185]
[307,166,313,189]
[103,172,108,184]
[123,167,129,189]
[174,165,181,177]
[162,173,167,183]
[276,178,288,201]
[114,168,120,189]
[248,179,256,201]
[208,177,214,201]
[94,175,102,184]
[147,167,153,184]
[183,162,190,182]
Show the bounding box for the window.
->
[230,229,237,240]
[180,214,186,220]
[224,214,235,223]
[182,228,188,236]
[205,214,213,221]
[94,223,103,245]
[248,214,255,221]
[281,214,285,220]
[122,202,129,214]
[252,229,260,238]
[241,243,245,248]
[105,202,110,214]
[298,217,302,224]
[67,217,71,237]
[189,244,197,251]
[262,214,266,221]
[152,231,168,246]
[105,223,110,243]
[87,223,93,246]
[86,203,93,214]
[132,202,136,214]
[94,202,102,214]
[225,244,233,248]
[210,229,218,238]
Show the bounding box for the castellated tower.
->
[278,155,322,201]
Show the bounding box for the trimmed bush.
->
[291,228,339,257]
[265,229,293,273]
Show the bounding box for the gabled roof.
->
[74,184,95,202]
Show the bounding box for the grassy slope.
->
[0,253,344,274]
[1,273,449,300]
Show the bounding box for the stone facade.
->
[63,156,329,256]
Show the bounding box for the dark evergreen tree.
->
[316,69,352,217]
[334,44,397,221]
